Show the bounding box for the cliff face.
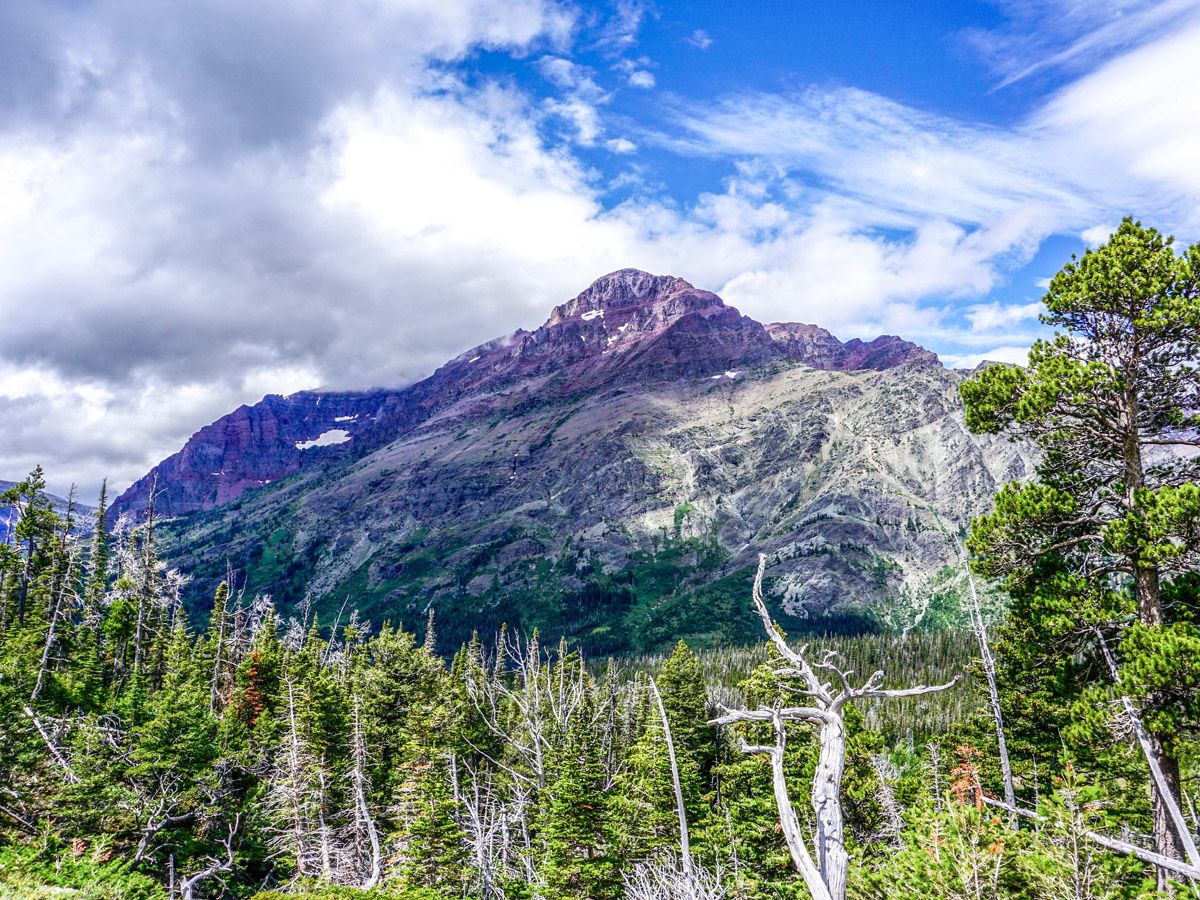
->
[111,392,393,520]
[765,322,941,370]
[117,270,1026,652]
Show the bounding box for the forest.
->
[1,219,1199,899]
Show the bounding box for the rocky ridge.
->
[112,270,939,521]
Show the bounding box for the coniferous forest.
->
[3,222,1200,899]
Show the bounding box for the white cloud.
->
[4,0,1199,498]
[687,29,714,50]
[965,300,1044,332]
[965,0,1200,88]
[544,96,604,144]
[940,346,1031,369]
[628,70,656,88]
[1080,224,1116,246]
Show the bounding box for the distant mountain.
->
[0,481,94,535]
[113,270,1032,652]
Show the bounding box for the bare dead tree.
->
[31,540,81,702]
[179,815,239,900]
[21,704,79,784]
[348,695,383,888]
[129,773,195,864]
[266,677,332,881]
[624,852,726,900]
[459,762,514,900]
[650,677,693,878]
[709,555,959,900]
[466,632,594,791]
[958,547,1016,818]
[132,474,157,678]
[1093,627,1200,875]
[870,754,905,850]
[982,794,1200,883]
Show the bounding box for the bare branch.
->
[982,795,1200,881]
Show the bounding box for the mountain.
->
[1,481,94,533]
[113,270,1032,653]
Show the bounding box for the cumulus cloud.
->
[940,346,1032,369]
[1,0,1198,499]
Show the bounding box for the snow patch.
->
[469,355,481,363]
[724,370,740,379]
[334,415,358,422]
[581,309,604,321]
[295,429,351,450]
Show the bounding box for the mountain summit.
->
[110,270,1007,652]
[112,270,938,522]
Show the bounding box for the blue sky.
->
[2,0,1200,495]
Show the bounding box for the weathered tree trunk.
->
[31,544,78,702]
[209,592,227,712]
[813,716,847,899]
[133,482,156,678]
[711,555,958,900]
[350,697,382,887]
[1096,629,1200,886]
[179,817,237,900]
[21,704,78,783]
[763,714,833,900]
[650,678,692,878]
[962,555,1016,817]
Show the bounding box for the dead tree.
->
[31,541,81,702]
[710,555,959,900]
[650,677,692,876]
[21,704,79,784]
[1094,627,1200,876]
[981,794,1200,883]
[959,549,1016,817]
[130,773,194,864]
[179,815,238,900]
[623,853,726,900]
[348,696,383,887]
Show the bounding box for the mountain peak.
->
[546,269,716,325]
[111,269,943,521]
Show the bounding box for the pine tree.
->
[541,684,620,900]
[961,218,1200,877]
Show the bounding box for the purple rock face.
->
[764,323,940,371]
[110,270,941,522]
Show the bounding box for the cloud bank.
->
[1,0,1197,496]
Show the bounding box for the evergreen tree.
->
[961,218,1200,874]
[541,684,619,900]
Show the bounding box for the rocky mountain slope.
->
[115,270,1033,652]
[1,480,94,530]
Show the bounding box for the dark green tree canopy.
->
[963,218,1200,601]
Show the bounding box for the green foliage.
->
[0,843,165,900]
[962,218,1200,876]
[1,461,1192,898]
